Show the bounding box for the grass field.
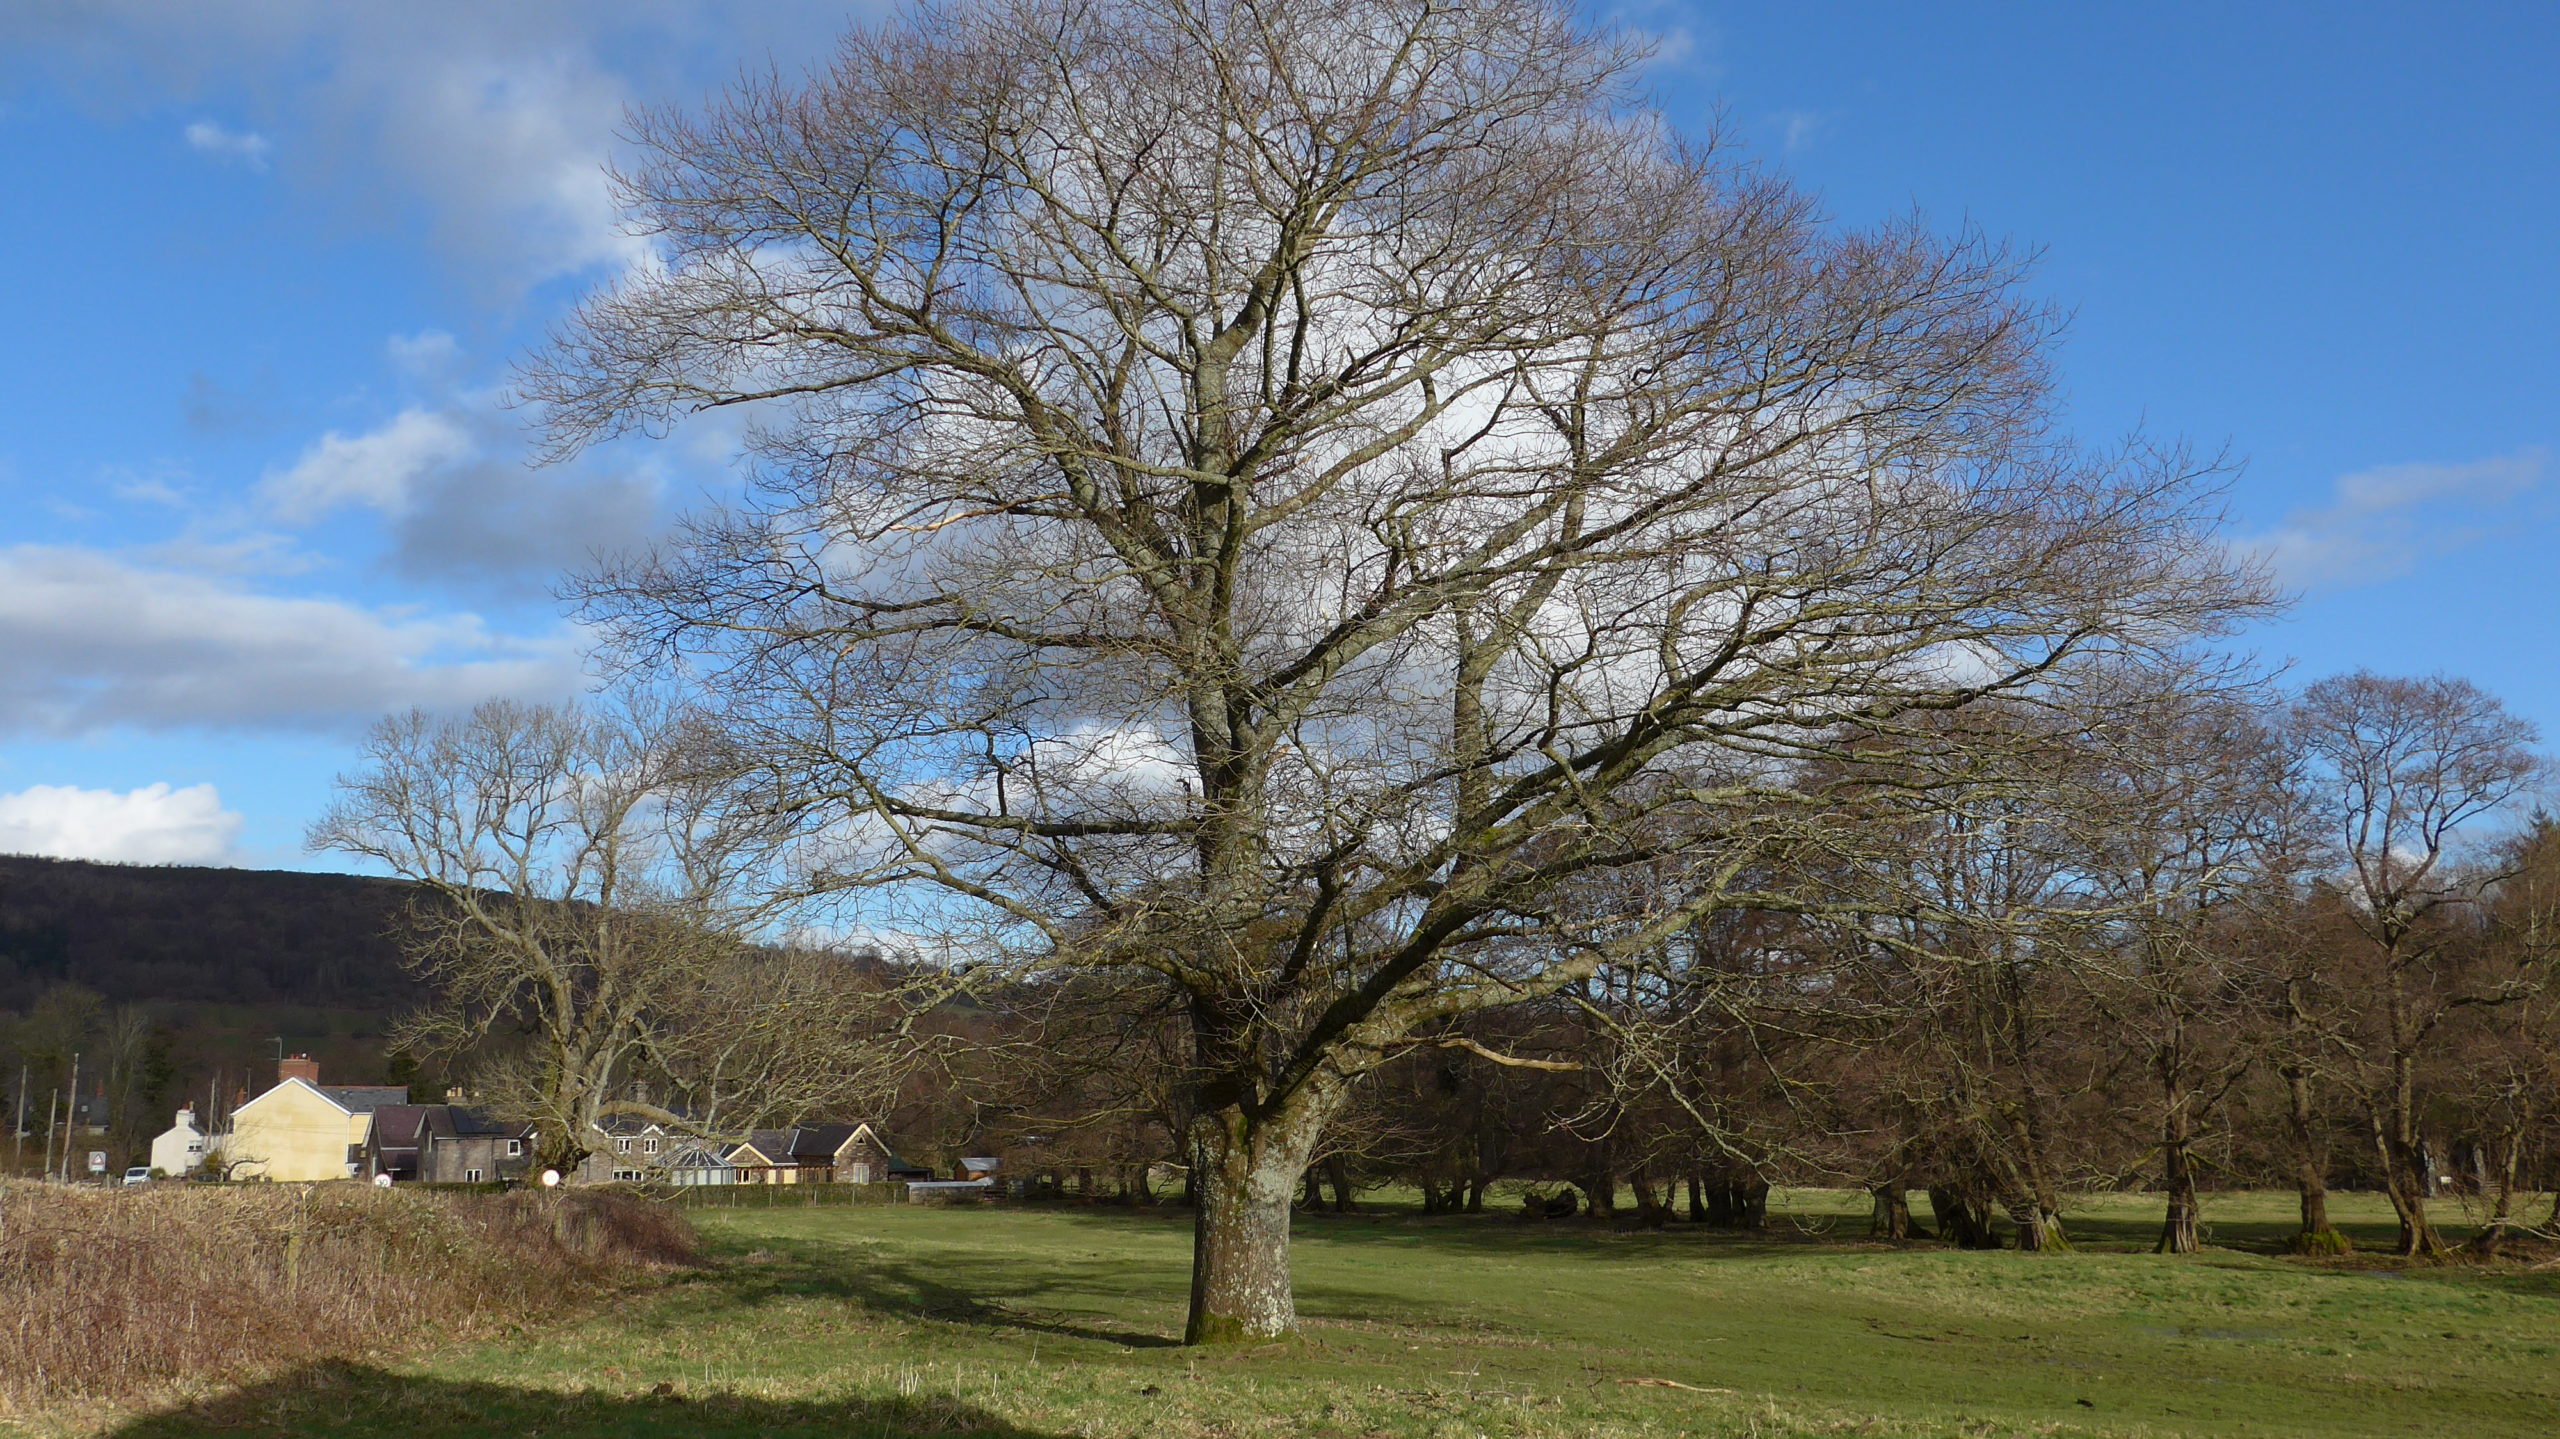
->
[73,1188,2560,1439]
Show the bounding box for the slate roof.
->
[447,1106,529,1139]
[314,1084,410,1114]
[370,1105,433,1148]
[721,1122,927,1176]
[788,1124,860,1161]
[368,1103,531,1146]
[592,1107,699,1136]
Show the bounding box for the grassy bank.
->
[0,1181,696,1425]
[57,1187,2560,1438]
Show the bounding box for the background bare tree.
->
[311,699,770,1171]
[2460,818,2560,1252]
[636,943,919,1138]
[527,0,2267,1339]
[2287,671,2547,1256]
[2067,683,2297,1254]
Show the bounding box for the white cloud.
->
[260,408,476,521]
[1607,1,1714,77]
[0,782,243,864]
[0,544,582,735]
[183,118,270,168]
[255,387,663,594]
[108,466,191,507]
[386,329,465,381]
[1776,109,1824,155]
[2249,450,2546,592]
[6,3,877,291]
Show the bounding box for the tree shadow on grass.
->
[1004,1195,2535,1275]
[685,1214,1442,1348]
[110,1360,1066,1439]
[1015,1198,1837,1262]
[687,1231,1186,1349]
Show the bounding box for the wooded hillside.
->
[0,855,420,1013]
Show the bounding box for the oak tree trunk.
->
[1186,1112,1317,1344]
[1928,1183,2003,1249]
[2010,1203,2070,1253]
[2467,1135,2519,1257]
[1630,1170,1672,1228]
[2157,1108,2200,1254]
[2373,1108,2442,1258]
[1869,1185,1918,1240]
[2283,1065,2350,1254]
[1326,1154,1358,1214]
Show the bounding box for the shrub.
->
[0,1181,697,1414]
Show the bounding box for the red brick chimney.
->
[278,1054,321,1086]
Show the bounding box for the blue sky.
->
[0,1,2551,872]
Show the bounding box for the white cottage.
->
[148,1106,207,1177]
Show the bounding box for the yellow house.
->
[223,1077,409,1182]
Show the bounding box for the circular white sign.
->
[540,1168,561,1188]
[373,1173,394,1188]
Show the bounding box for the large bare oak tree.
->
[525,0,2266,1340]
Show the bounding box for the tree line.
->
[901,670,2556,1267]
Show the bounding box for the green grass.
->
[78,1189,2560,1438]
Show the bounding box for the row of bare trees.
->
[317,594,2551,1325]
[873,670,2552,1260]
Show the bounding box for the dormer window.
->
[643,1137,661,1155]
[615,1137,632,1153]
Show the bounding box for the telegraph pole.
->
[63,1052,80,1182]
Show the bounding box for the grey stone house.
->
[363,1104,537,1185]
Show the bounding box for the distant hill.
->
[0,854,424,1013]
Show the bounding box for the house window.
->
[465,1168,485,1183]
[643,1137,660,1154]
[507,1140,523,1157]
[614,1137,632,1153]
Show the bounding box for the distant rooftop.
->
[312,1084,409,1113]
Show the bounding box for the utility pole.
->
[44,1089,59,1183]
[64,1052,81,1183]
[11,1064,24,1173]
